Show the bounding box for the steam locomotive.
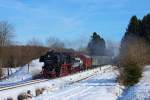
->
[39,50,112,78]
[39,50,92,78]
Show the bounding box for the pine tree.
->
[121,16,141,42]
[120,14,150,56]
[127,16,141,34]
[123,61,142,86]
[87,32,106,56]
[142,14,150,42]
[119,15,145,86]
[120,16,142,54]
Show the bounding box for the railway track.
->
[0,65,113,92]
[0,79,49,91]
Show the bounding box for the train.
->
[39,50,112,78]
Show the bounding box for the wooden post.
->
[7,68,9,76]
[28,63,30,73]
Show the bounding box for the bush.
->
[120,61,142,86]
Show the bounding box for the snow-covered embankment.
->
[0,65,112,100]
[34,65,123,100]
[0,59,43,86]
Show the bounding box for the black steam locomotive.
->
[39,50,112,78]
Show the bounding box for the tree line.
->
[119,13,150,86]
[85,13,150,86]
[0,21,58,78]
[0,20,75,78]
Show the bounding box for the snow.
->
[34,66,123,100]
[0,65,120,100]
[2,67,20,78]
[1,59,150,100]
[29,59,44,75]
[119,65,150,100]
[0,59,43,86]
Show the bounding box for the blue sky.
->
[0,0,150,46]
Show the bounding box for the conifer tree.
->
[142,14,150,41]
[120,16,141,54]
[127,16,141,34]
[119,16,144,86]
[87,32,106,56]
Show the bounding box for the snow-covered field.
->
[34,66,122,100]
[33,65,150,100]
[0,57,123,100]
[119,65,150,100]
[1,59,150,100]
[0,59,43,85]
[0,65,121,100]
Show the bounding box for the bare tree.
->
[106,40,120,57]
[0,21,14,46]
[46,37,65,48]
[119,37,150,66]
[77,39,88,53]
[27,37,43,47]
[0,21,14,77]
[27,38,44,72]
